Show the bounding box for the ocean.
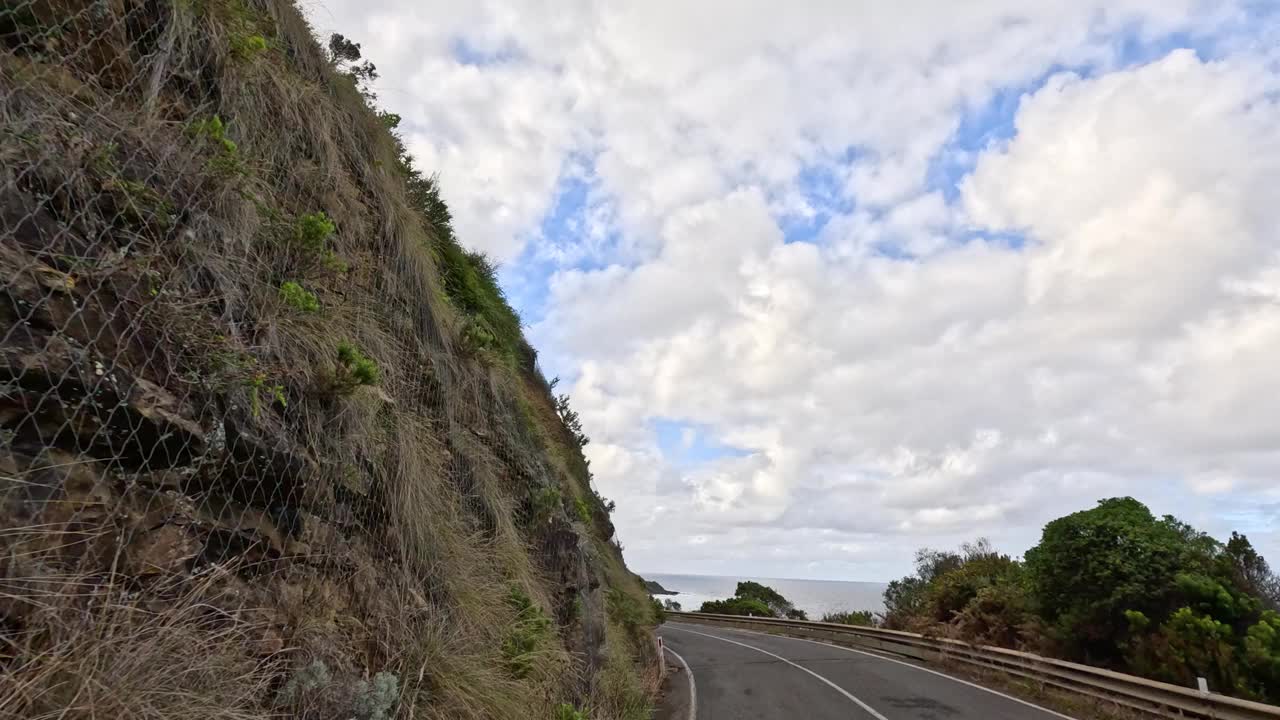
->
[644,573,888,618]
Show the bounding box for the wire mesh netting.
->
[0,1,646,717]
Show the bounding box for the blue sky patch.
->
[653,418,752,467]
[450,36,523,66]
[777,159,856,244]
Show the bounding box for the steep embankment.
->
[0,1,657,718]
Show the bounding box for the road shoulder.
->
[656,643,695,720]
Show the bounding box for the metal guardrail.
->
[667,611,1280,720]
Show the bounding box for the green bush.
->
[334,342,379,391]
[188,115,245,175]
[1026,498,1212,659]
[699,597,772,617]
[231,33,268,58]
[821,610,878,627]
[735,581,794,616]
[502,587,552,679]
[351,672,398,720]
[529,486,561,523]
[554,704,588,720]
[699,581,802,619]
[279,281,319,312]
[924,552,1023,623]
[247,372,286,418]
[296,211,337,253]
[885,501,1280,703]
[277,659,331,704]
[189,115,237,154]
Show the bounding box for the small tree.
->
[327,33,378,95]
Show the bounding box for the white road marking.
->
[663,644,697,720]
[701,623,1079,720]
[665,624,890,720]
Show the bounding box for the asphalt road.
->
[660,621,1076,720]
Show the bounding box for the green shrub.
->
[231,33,268,58]
[277,659,331,704]
[279,281,319,312]
[650,596,666,623]
[953,582,1037,647]
[529,486,561,523]
[883,505,1280,703]
[188,115,245,176]
[736,581,794,616]
[502,587,553,679]
[296,211,336,253]
[574,497,592,524]
[189,115,237,154]
[699,597,772,617]
[555,703,588,720]
[924,552,1023,623]
[351,672,398,720]
[1244,612,1280,693]
[334,342,379,391]
[821,610,878,627]
[247,372,286,418]
[698,581,801,618]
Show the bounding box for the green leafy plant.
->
[574,497,592,524]
[503,586,552,679]
[554,703,588,720]
[279,281,319,312]
[277,659,331,704]
[351,672,398,720]
[188,115,245,175]
[295,211,336,253]
[289,212,348,272]
[554,392,590,448]
[699,596,772,617]
[530,486,562,523]
[231,33,268,59]
[247,372,286,418]
[334,342,379,392]
[821,610,878,626]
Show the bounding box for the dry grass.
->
[0,565,277,720]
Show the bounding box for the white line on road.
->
[665,624,890,720]
[701,624,1078,720]
[663,644,697,720]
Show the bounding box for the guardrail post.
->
[657,635,667,677]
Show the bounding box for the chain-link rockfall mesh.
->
[0,1,651,717]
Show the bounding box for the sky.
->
[306,0,1280,582]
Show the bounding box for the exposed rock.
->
[124,524,201,575]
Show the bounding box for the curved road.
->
[660,621,1076,720]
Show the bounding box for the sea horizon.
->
[643,571,888,617]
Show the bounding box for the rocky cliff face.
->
[0,2,657,718]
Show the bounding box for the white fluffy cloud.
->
[310,0,1280,579]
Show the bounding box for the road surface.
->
[660,621,1075,720]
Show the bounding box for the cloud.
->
[543,48,1280,577]
[309,0,1280,578]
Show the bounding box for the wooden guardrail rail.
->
[667,611,1280,720]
